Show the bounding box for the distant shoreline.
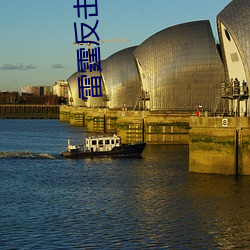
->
[0,104,59,119]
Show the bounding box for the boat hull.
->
[62,142,146,159]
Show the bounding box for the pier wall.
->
[0,105,59,119]
[189,117,250,175]
[60,106,190,144]
[145,114,189,144]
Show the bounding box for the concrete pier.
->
[60,106,190,144]
[145,114,189,144]
[59,105,71,122]
[189,117,250,175]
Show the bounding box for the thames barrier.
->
[62,0,250,175]
[1,0,248,176]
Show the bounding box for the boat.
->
[61,134,146,158]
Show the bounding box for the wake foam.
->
[0,151,55,159]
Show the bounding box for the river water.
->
[0,119,250,249]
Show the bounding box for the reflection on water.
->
[0,120,250,249]
[186,174,250,249]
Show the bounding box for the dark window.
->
[98,140,103,145]
[105,140,110,144]
[92,140,97,145]
[225,29,231,42]
[111,140,114,144]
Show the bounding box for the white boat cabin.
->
[85,135,121,152]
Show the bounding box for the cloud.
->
[23,64,36,70]
[51,63,64,69]
[1,63,36,70]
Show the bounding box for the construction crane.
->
[73,37,130,67]
[72,37,129,47]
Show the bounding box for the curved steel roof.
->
[67,69,105,107]
[217,0,250,83]
[133,20,225,111]
[101,46,141,109]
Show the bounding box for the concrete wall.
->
[59,106,71,122]
[240,128,250,175]
[116,111,144,143]
[59,106,190,144]
[189,117,250,175]
[145,114,189,144]
[84,109,105,133]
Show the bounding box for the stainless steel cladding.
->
[101,46,141,109]
[217,0,250,92]
[67,69,105,107]
[133,20,225,111]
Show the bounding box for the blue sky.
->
[0,0,231,92]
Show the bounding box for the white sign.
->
[222,118,228,127]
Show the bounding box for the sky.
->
[0,0,232,92]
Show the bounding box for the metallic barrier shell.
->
[133,20,225,111]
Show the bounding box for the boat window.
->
[105,140,110,144]
[116,139,120,144]
[98,140,103,145]
[92,140,97,145]
[111,139,114,144]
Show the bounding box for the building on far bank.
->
[21,95,59,105]
[21,86,53,96]
[21,85,60,105]
[53,80,68,98]
[0,92,19,104]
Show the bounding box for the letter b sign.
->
[222,118,228,127]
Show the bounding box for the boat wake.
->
[0,151,55,159]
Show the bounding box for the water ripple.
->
[0,120,250,249]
